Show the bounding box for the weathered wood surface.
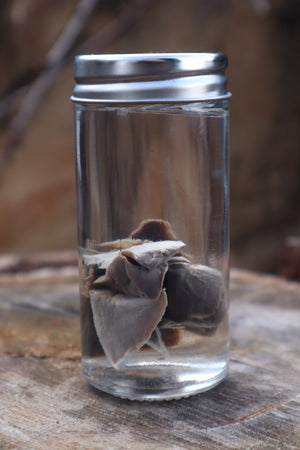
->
[0,255,299,449]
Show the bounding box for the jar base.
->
[82,355,228,401]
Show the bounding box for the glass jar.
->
[71,53,231,400]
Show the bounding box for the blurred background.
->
[0,0,299,278]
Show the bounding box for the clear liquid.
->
[82,355,229,401]
[75,102,230,400]
[79,247,229,401]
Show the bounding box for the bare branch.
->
[77,0,155,53]
[46,0,101,66]
[0,0,155,177]
[0,0,100,174]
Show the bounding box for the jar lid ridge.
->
[71,53,231,103]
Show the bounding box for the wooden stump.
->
[0,253,299,448]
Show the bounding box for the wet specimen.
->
[81,219,226,368]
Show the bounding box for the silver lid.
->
[71,53,231,103]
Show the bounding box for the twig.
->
[46,0,101,66]
[0,85,27,123]
[0,0,99,124]
[0,0,100,174]
[0,0,155,177]
[77,0,155,53]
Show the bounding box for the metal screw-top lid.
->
[71,53,231,103]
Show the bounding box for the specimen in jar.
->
[90,289,168,367]
[164,256,226,334]
[89,239,185,367]
[83,219,226,368]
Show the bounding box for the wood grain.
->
[0,259,299,449]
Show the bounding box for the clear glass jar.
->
[72,53,231,400]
